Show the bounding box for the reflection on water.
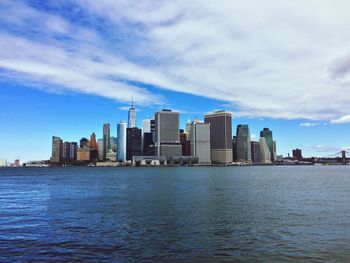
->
[1,166,350,262]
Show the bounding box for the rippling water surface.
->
[1,166,350,262]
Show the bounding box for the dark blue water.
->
[1,166,350,262]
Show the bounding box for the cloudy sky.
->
[1,0,350,162]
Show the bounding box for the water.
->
[1,166,350,262]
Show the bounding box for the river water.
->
[1,166,350,262]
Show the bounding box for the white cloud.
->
[1,0,350,120]
[330,115,350,124]
[300,122,320,127]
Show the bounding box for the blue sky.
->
[1,0,350,162]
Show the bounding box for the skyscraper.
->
[63,141,71,161]
[110,136,117,152]
[80,137,89,148]
[260,128,275,161]
[251,141,261,163]
[190,121,211,164]
[143,132,155,156]
[128,100,136,128]
[292,148,302,160]
[97,139,104,160]
[180,129,190,156]
[90,132,98,150]
[204,111,232,164]
[103,123,110,160]
[232,136,237,162]
[142,119,151,133]
[117,121,127,161]
[155,109,182,158]
[70,142,78,161]
[259,137,272,164]
[235,124,252,162]
[126,127,142,161]
[51,136,63,163]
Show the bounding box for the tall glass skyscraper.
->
[235,124,252,162]
[117,121,127,161]
[260,128,276,161]
[103,123,110,160]
[128,100,136,128]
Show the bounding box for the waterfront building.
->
[180,129,190,156]
[62,141,71,161]
[77,148,91,161]
[128,101,136,128]
[103,123,110,160]
[155,109,182,158]
[186,117,192,140]
[51,136,63,163]
[259,137,272,164]
[143,132,155,156]
[190,121,211,164]
[70,142,78,161]
[117,121,127,162]
[293,148,302,160]
[232,136,237,162]
[260,128,275,161]
[126,127,142,161]
[251,141,261,163]
[235,124,252,163]
[97,139,104,160]
[204,110,232,164]
[90,132,98,150]
[80,137,89,148]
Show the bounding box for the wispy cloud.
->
[300,122,321,127]
[1,0,350,120]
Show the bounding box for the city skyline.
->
[1,1,350,162]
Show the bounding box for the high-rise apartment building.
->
[117,121,127,161]
[128,101,136,128]
[204,111,232,164]
[190,121,211,164]
[51,136,63,163]
[103,123,110,160]
[70,142,78,161]
[63,141,71,161]
[251,141,261,163]
[235,124,252,162]
[126,128,142,161]
[155,109,182,158]
[259,137,272,164]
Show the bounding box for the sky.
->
[1,0,350,162]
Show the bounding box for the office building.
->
[186,117,192,140]
[260,128,275,161]
[251,141,261,163]
[97,139,104,160]
[70,142,78,161]
[259,137,272,164]
[235,124,252,162]
[155,109,182,158]
[204,111,232,164]
[190,121,211,164]
[117,121,127,161]
[126,128,142,161]
[128,101,136,128]
[180,129,190,156]
[143,132,155,156]
[63,141,71,161]
[293,148,302,160]
[51,136,63,163]
[232,136,237,162]
[110,136,117,152]
[90,132,98,150]
[103,123,110,160]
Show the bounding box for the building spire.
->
[131,96,134,108]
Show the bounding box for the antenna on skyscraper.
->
[131,96,134,108]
